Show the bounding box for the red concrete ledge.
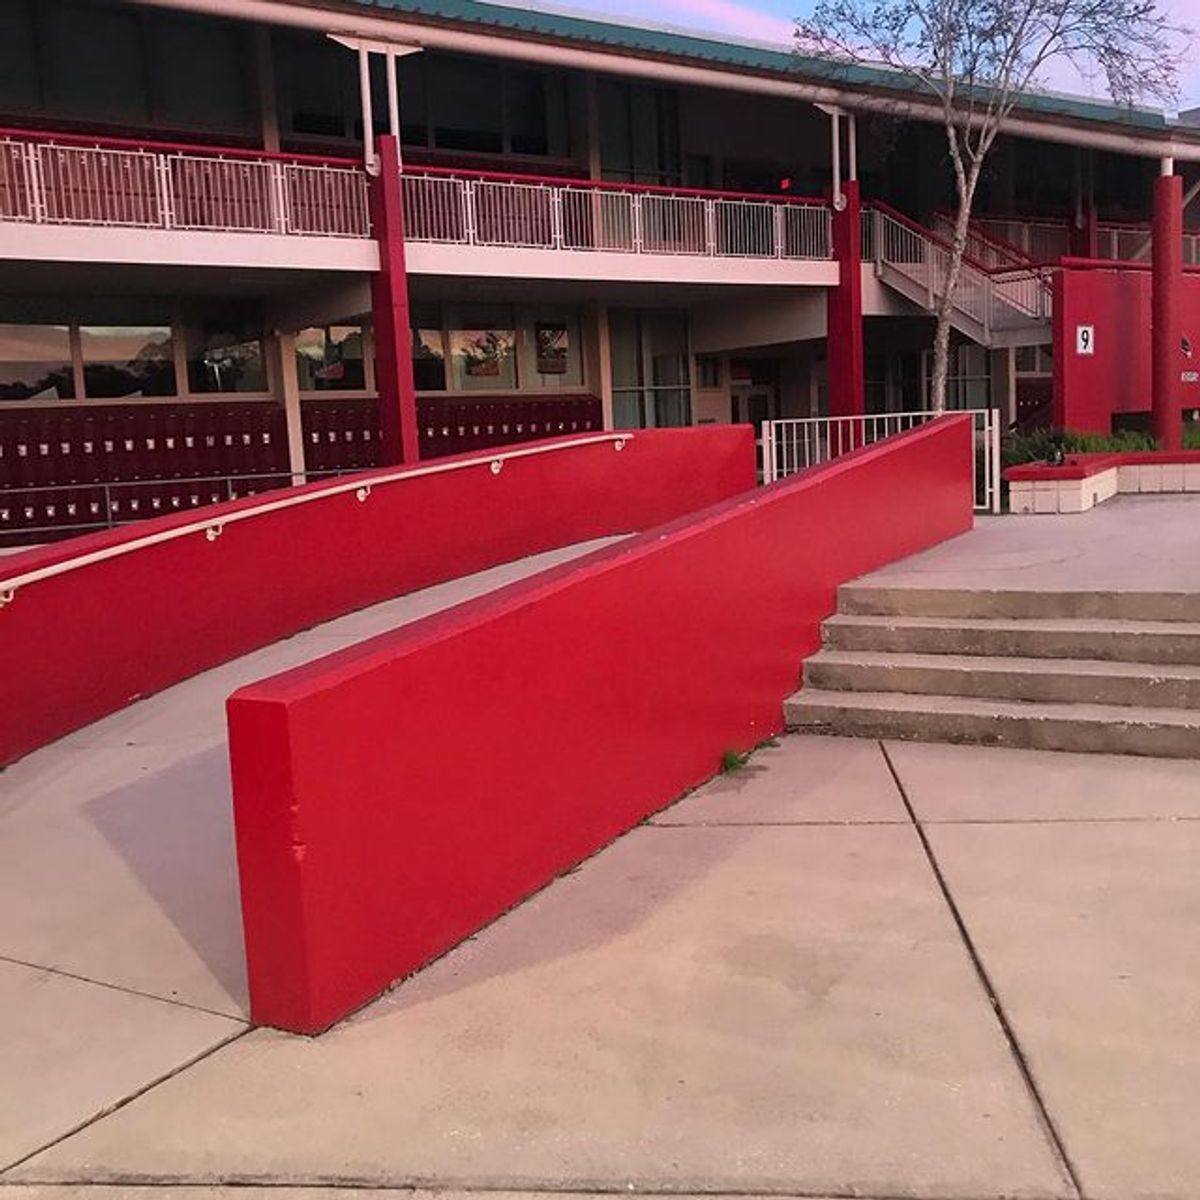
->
[1004,450,1200,482]
[227,416,975,1033]
[0,428,753,767]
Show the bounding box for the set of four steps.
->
[786,584,1200,758]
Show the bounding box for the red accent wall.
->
[0,428,754,767]
[827,180,865,417]
[228,416,975,1033]
[369,135,420,465]
[1053,264,1200,433]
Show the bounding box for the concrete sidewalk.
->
[856,494,1200,595]
[0,539,623,1171]
[4,732,1199,1200]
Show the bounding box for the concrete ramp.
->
[0,539,618,1169]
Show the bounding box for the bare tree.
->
[797,0,1187,412]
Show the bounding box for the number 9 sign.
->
[1076,325,1095,356]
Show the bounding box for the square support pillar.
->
[827,179,865,417]
[1152,172,1183,452]
[369,134,420,465]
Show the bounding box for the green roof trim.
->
[339,0,1174,133]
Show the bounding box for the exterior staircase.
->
[867,204,1053,349]
[786,583,1200,758]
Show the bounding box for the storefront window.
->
[946,344,991,410]
[609,309,691,427]
[81,325,176,398]
[187,330,266,394]
[296,325,366,391]
[430,59,502,154]
[448,306,517,390]
[0,324,75,401]
[412,330,447,392]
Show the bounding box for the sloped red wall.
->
[0,427,753,766]
[228,416,975,1033]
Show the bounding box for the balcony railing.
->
[402,168,834,261]
[866,204,1053,339]
[973,214,1200,267]
[0,131,371,238]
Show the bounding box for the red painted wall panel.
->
[0,428,754,767]
[228,417,975,1033]
[1053,265,1200,433]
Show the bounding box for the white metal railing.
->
[0,433,631,605]
[0,136,371,238]
[402,171,834,261]
[761,409,1001,514]
[973,217,1072,263]
[931,213,1030,271]
[972,215,1200,267]
[868,207,1052,339]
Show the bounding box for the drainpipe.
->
[1152,157,1183,451]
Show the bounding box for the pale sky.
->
[533,0,1200,112]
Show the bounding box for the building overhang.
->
[127,0,1200,163]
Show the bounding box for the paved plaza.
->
[4,729,1200,1199]
[3,499,1200,1199]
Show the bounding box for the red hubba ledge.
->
[228,415,975,1034]
[0,428,753,767]
[1004,450,1200,483]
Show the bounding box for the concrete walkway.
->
[857,494,1200,594]
[4,727,1200,1198]
[0,538,622,1170]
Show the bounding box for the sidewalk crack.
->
[878,740,1085,1200]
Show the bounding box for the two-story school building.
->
[1,0,1198,539]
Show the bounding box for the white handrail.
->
[0,433,632,604]
[761,409,1000,514]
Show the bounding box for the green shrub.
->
[1002,426,1169,467]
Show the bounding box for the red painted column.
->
[827,180,865,417]
[1071,207,1099,259]
[1151,171,1183,452]
[369,134,420,465]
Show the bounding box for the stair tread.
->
[808,649,1200,681]
[786,688,1200,728]
[825,613,1200,636]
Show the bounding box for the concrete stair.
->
[785,586,1200,758]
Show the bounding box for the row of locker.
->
[302,395,605,471]
[1,395,605,542]
[0,403,291,489]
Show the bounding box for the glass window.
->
[598,82,634,182]
[281,34,351,140]
[187,330,266,393]
[148,15,248,132]
[598,82,680,186]
[296,325,366,391]
[696,356,722,390]
[412,330,447,391]
[506,68,549,157]
[0,324,75,402]
[0,0,38,113]
[609,309,691,428]
[430,59,502,153]
[43,3,149,125]
[81,326,175,398]
[397,55,430,148]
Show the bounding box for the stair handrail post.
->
[761,420,775,484]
